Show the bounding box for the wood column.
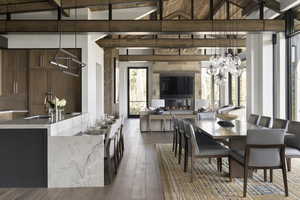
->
[104,48,119,115]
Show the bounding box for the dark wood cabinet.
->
[0,48,81,114]
[2,50,28,96]
[28,49,82,115]
[0,50,28,110]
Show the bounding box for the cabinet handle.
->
[15,81,18,94]
[40,55,43,67]
[13,80,16,94]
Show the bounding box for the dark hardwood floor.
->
[0,119,171,200]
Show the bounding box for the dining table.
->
[194,119,262,178]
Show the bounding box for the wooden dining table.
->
[194,119,261,178]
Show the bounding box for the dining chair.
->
[272,118,288,130]
[177,119,185,164]
[285,121,300,172]
[248,114,260,125]
[258,116,271,128]
[119,116,125,158]
[104,128,118,184]
[230,129,288,197]
[184,121,229,181]
[172,115,179,156]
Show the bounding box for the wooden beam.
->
[90,2,156,11]
[97,38,246,48]
[243,0,281,16]
[48,0,70,17]
[242,1,258,16]
[119,55,210,62]
[256,0,280,13]
[0,19,285,33]
[0,0,164,14]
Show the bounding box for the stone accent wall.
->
[150,62,202,110]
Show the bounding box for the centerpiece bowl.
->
[216,113,238,128]
[216,113,238,121]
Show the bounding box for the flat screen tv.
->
[160,76,194,97]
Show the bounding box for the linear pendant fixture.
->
[50,2,86,77]
[63,71,79,77]
[50,61,69,69]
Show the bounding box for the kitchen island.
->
[0,113,105,188]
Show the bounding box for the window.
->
[291,34,300,120]
[240,71,247,107]
[229,70,247,107]
[231,76,238,106]
[200,68,212,101]
[128,67,148,117]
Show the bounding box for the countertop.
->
[0,113,82,128]
[0,110,28,114]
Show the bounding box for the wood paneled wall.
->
[0,49,82,115]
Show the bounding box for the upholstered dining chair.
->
[258,116,271,128]
[248,114,260,125]
[177,119,185,164]
[230,129,288,197]
[272,118,288,130]
[104,128,118,184]
[285,121,300,172]
[184,121,229,181]
[172,115,179,156]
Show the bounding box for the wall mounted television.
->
[160,75,194,97]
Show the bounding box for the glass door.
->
[128,67,148,118]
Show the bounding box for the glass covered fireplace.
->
[160,73,194,110]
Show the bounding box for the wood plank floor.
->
[0,119,171,200]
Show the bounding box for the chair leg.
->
[184,140,188,172]
[263,169,267,182]
[282,165,289,196]
[243,165,249,198]
[270,169,273,183]
[190,155,193,182]
[228,157,232,182]
[287,158,292,172]
[178,138,182,164]
[172,132,175,152]
[208,158,212,164]
[217,158,222,173]
[174,133,178,157]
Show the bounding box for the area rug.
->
[157,144,300,200]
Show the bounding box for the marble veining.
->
[48,135,104,188]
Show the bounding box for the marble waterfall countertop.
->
[0,113,89,136]
[0,112,105,188]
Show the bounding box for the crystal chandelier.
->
[207,48,243,85]
[207,1,244,85]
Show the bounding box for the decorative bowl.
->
[216,113,238,121]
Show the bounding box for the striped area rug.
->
[157,144,300,200]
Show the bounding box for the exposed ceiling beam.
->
[243,0,281,16]
[242,1,258,16]
[119,55,210,62]
[0,0,164,14]
[97,38,246,48]
[48,0,70,17]
[90,1,156,11]
[0,19,285,33]
[264,0,281,13]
